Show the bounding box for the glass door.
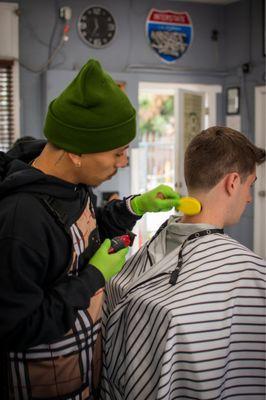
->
[131,83,219,251]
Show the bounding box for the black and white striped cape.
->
[100,218,266,400]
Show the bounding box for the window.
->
[0,60,15,152]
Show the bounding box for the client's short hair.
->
[184,126,265,191]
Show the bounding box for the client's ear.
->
[67,152,82,168]
[224,172,240,196]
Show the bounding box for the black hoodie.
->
[0,139,139,351]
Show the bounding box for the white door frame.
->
[254,86,266,258]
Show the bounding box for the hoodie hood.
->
[0,138,81,200]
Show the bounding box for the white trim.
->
[0,2,19,59]
[0,2,20,144]
[254,86,266,259]
[139,81,222,93]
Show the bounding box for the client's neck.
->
[180,189,225,228]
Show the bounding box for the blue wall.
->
[1,0,265,249]
[16,0,228,137]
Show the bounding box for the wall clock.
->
[77,6,117,48]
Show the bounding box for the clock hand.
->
[92,17,99,35]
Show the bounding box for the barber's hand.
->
[130,184,180,216]
[89,239,129,281]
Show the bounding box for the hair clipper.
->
[108,230,136,254]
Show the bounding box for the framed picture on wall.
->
[226,87,240,115]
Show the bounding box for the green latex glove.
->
[89,239,129,281]
[131,184,180,216]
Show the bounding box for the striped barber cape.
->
[100,217,266,400]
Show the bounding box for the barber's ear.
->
[224,172,240,196]
[67,152,82,168]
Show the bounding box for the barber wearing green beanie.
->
[0,59,180,399]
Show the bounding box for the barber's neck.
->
[32,143,80,184]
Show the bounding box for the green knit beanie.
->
[43,59,136,154]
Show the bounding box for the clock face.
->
[77,6,117,48]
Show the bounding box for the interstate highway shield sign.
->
[146,9,193,63]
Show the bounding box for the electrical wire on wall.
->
[19,4,72,74]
